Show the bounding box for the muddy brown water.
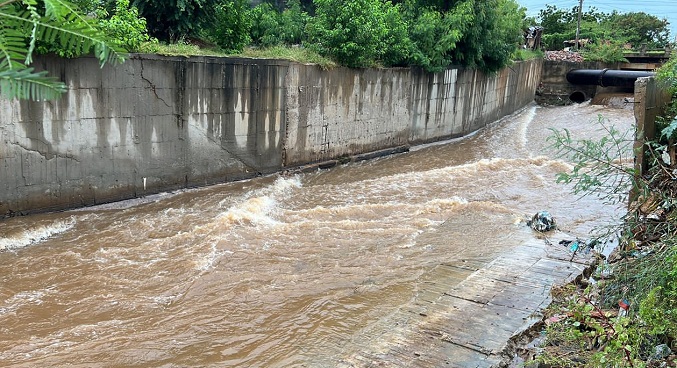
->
[0,103,633,367]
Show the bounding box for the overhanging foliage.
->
[0,0,124,101]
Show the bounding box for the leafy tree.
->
[379,0,410,66]
[277,0,309,45]
[483,0,526,70]
[608,11,670,48]
[402,2,465,72]
[537,4,574,35]
[536,5,671,50]
[208,0,251,52]
[96,0,151,51]
[249,3,281,47]
[250,0,309,47]
[305,0,410,68]
[537,5,608,50]
[451,0,524,72]
[0,0,124,101]
[132,0,218,41]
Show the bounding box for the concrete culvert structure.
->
[566,69,655,88]
[569,91,587,103]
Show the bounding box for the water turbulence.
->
[0,103,633,367]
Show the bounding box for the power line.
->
[575,0,583,51]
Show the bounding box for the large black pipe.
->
[566,69,655,88]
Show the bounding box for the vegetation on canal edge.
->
[532,5,672,51]
[1,0,529,101]
[523,55,677,367]
[3,0,674,100]
[0,0,125,101]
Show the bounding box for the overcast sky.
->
[516,0,677,41]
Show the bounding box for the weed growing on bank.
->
[531,58,677,365]
[533,132,677,366]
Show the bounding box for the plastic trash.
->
[528,211,556,232]
[559,238,591,255]
[651,344,672,360]
[568,240,580,252]
[597,261,612,279]
[618,299,630,317]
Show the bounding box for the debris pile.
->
[527,211,556,232]
[545,50,583,62]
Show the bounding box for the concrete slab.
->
[337,232,596,367]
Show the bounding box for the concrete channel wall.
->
[634,77,674,177]
[0,55,542,216]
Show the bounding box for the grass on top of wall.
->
[139,41,337,69]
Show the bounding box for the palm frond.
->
[0,65,67,100]
[0,0,127,101]
[0,21,29,68]
[3,14,125,67]
[0,2,126,67]
[43,0,88,23]
[23,0,41,64]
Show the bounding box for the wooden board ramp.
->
[336,233,594,368]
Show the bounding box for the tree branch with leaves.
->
[0,0,124,101]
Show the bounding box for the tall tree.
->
[447,0,524,72]
[132,0,217,41]
[537,5,671,50]
[608,11,670,48]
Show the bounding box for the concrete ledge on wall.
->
[284,145,411,174]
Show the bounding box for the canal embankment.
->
[0,56,541,217]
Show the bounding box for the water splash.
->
[216,175,301,225]
[0,218,76,251]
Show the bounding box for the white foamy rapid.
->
[209,176,303,228]
[0,218,76,251]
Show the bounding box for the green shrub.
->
[96,0,152,52]
[640,285,677,339]
[405,8,459,72]
[581,40,629,63]
[656,55,677,143]
[305,0,410,68]
[250,0,309,47]
[541,31,575,51]
[209,0,252,53]
[249,3,283,47]
[278,0,309,45]
[476,0,526,72]
[404,0,523,73]
[132,0,219,41]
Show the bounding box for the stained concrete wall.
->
[0,55,542,216]
[285,60,541,165]
[633,77,674,177]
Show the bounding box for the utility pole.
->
[575,0,583,51]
